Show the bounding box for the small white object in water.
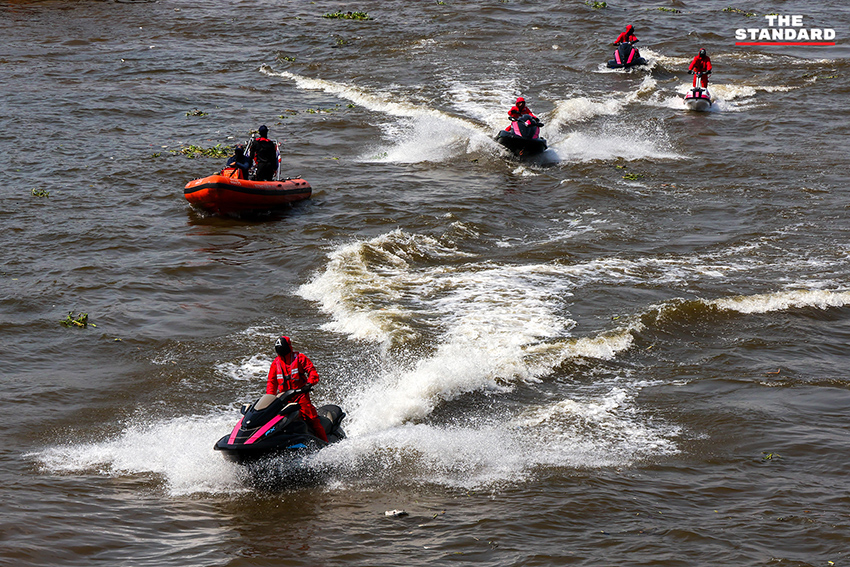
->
[385,509,408,517]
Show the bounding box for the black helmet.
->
[234,144,244,155]
[274,335,292,358]
[699,48,707,57]
[258,124,269,136]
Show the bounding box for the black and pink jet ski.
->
[214,385,346,464]
[607,41,647,69]
[496,114,548,157]
[684,73,713,111]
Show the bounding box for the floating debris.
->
[172,144,230,159]
[323,11,371,20]
[722,7,758,17]
[61,312,90,328]
[384,509,408,517]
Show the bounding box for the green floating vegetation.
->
[61,312,91,328]
[657,7,682,13]
[307,105,347,114]
[723,7,757,17]
[277,54,296,62]
[31,188,50,197]
[323,11,371,20]
[185,108,208,117]
[622,172,644,181]
[762,451,782,461]
[585,0,607,8]
[173,143,231,159]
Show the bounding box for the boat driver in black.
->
[248,124,278,181]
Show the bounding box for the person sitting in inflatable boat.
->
[222,144,252,179]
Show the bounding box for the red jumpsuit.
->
[266,351,329,442]
[614,26,637,44]
[514,103,536,119]
[689,55,712,88]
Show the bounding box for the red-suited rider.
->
[266,335,329,442]
[688,49,712,88]
[511,97,536,119]
[613,24,638,45]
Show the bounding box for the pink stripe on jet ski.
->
[227,416,244,444]
[626,50,634,64]
[614,51,622,64]
[245,414,284,444]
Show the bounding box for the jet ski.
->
[214,385,346,464]
[683,74,712,111]
[496,114,548,157]
[607,41,647,69]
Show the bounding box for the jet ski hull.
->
[215,399,346,465]
[496,130,548,157]
[607,57,647,69]
[607,43,646,69]
[684,88,712,111]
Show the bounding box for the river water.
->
[2,0,849,565]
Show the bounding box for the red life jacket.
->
[266,353,320,419]
[689,55,712,73]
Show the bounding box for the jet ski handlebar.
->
[275,384,313,399]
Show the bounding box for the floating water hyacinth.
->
[61,312,89,328]
[323,11,371,20]
[723,7,757,17]
[172,144,230,158]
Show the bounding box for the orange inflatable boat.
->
[184,168,312,216]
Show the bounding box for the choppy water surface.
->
[2,0,849,565]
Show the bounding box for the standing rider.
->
[614,24,638,45]
[265,335,329,443]
[688,48,712,89]
[247,124,279,181]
